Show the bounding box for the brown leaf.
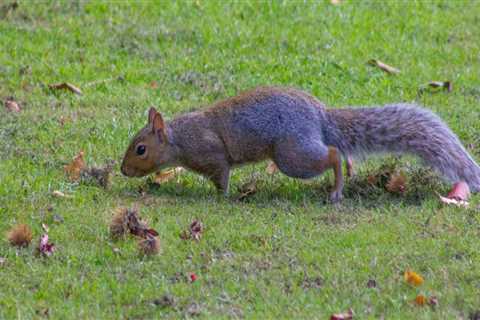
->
[428,296,438,307]
[37,234,55,257]
[368,59,400,74]
[6,224,32,247]
[189,220,203,241]
[153,167,184,184]
[4,97,21,112]
[447,181,470,201]
[236,179,257,201]
[52,190,68,198]
[385,172,407,194]
[330,308,353,320]
[414,294,427,306]
[64,151,85,181]
[266,161,279,175]
[366,279,377,288]
[49,82,82,95]
[438,181,470,208]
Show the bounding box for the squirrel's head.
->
[121,107,176,177]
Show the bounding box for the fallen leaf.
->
[37,234,55,257]
[110,207,158,240]
[330,308,353,320]
[189,273,198,282]
[41,223,49,232]
[4,97,21,112]
[236,179,257,201]
[189,220,203,241]
[64,151,85,181]
[366,279,377,288]
[368,59,400,74]
[49,82,82,95]
[404,270,424,286]
[447,181,470,201]
[414,294,427,306]
[385,172,407,194]
[153,167,184,184]
[429,296,438,307]
[438,195,469,207]
[6,224,32,247]
[429,81,452,92]
[52,190,67,198]
[266,161,279,175]
[438,181,470,207]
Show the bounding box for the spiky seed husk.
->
[7,224,33,247]
[138,235,160,256]
[110,207,130,239]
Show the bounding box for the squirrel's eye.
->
[136,145,146,156]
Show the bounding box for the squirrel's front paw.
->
[329,190,343,203]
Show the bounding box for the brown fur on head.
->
[121,107,176,177]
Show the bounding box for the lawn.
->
[1,1,480,319]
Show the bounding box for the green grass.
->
[1,1,480,318]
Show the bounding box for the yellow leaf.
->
[404,270,424,286]
[153,167,184,184]
[414,294,427,306]
[64,151,85,181]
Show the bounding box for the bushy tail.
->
[324,103,480,192]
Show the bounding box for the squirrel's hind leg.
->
[273,139,344,202]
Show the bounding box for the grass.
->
[1,1,480,318]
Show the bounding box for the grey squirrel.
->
[121,86,480,202]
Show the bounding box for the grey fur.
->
[325,104,480,191]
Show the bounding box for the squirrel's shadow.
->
[137,174,445,209]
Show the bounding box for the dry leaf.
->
[138,234,160,256]
[266,161,279,175]
[6,224,32,247]
[190,220,203,241]
[37,234,55,257]
[49,82,82,95]
[414,294,427,306]
[330,308,353,320]
[366,279,377,288]
[447,181,470,201]
[438,195,469,208]
[236,179,257,201]
[52,190,66,198]
[429,296,438,307]
[64,151,85,181]
[427,81,452,92]
[368,59,400,74]
[153,167,184,184]
[404,270,424,286]
[438,181,470,208]
[385,172,407,194]
[41,223,49,233]
[4,97,21,112]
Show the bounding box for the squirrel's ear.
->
[148,107,158,125]
[152,112,165,132]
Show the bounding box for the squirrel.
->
[121,86,480,202]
